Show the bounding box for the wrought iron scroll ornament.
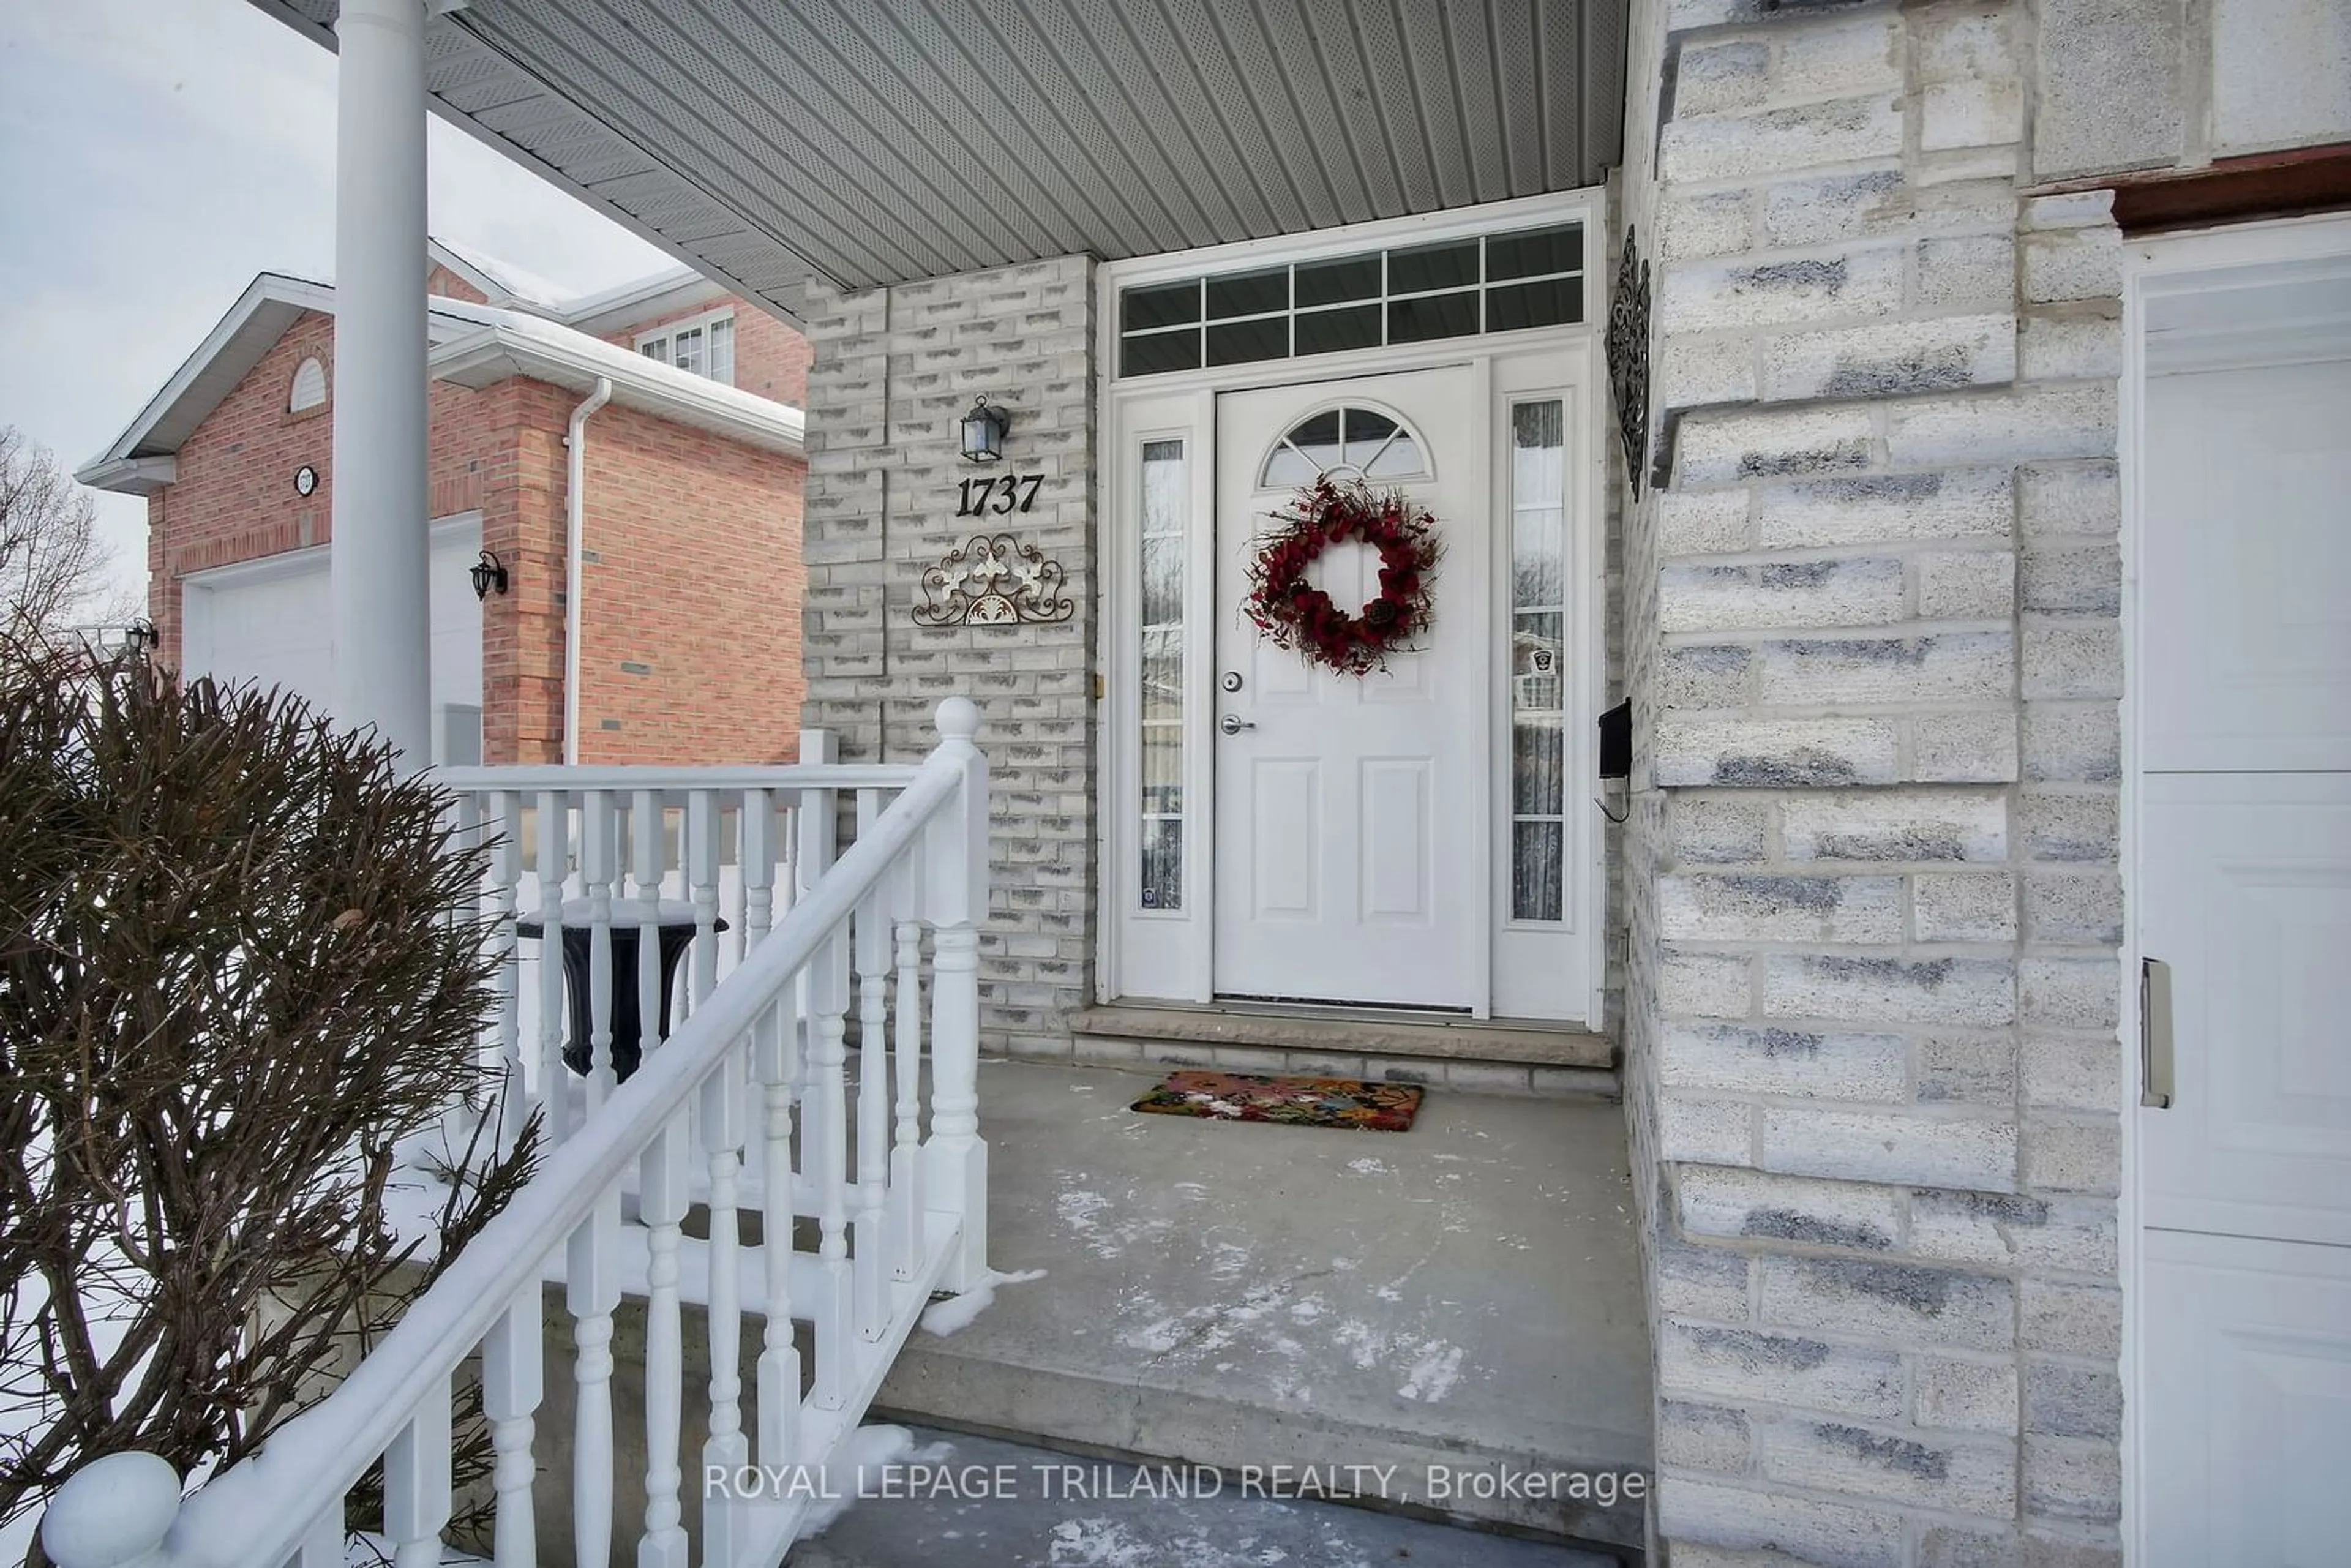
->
[912,533,1075,627]
[1605,226,1653,498]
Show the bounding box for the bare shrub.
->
[0,642,539,1556]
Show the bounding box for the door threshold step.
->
[1072,1002,1617,1093]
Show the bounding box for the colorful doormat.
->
[1129,1070,1424,1132]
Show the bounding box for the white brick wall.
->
[799,257,1097,1056]
[1620,1,2126,1561]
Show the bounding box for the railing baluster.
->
[891,851,927,1283]
[756,988,802,1473]
[700,1040,749,1564]
[853,790,891,1340]
[724,805,747,972]
[582,790,617,1115]
[631,790,664,1063]
[383,1376,452,1568]
[689,790,721,1015]
[791,786,837,1109]
[924,700,991,1292]
[637,1111,691,1568]
[482,1286,542,1568]
[491,790,527,1151]
[778,798,799,923]
[743,789,774,948]
[536,791,571,1144]
[809,925,854,1408]
[448,791,489,1148]
[568,1191,621,1568]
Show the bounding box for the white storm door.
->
[2137,234,2351,1566]
[1212,366,1487,1010]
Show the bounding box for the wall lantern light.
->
[470,550,510,601]
[958,396,1009,463]
[124,619,160,656]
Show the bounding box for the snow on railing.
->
[40,700,992,1568]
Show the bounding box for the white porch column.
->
[331,0,432,763]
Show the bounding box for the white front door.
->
[2135,225,2351,1564]
[1212,366,1487,1010]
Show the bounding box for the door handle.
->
[1220,714,1254,735]
[2140,957,2175,1109]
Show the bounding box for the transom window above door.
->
[1261,406,1429,488]
[1118,221,1584,378]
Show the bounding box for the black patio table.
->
[515,899,729,1082]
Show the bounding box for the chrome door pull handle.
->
[1220,714,1254,735]
[2140,957,2175,1109]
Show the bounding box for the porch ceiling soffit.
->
[246,0,1629,315]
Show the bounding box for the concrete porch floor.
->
[872,1060,1654,1554]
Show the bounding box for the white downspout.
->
[563,377,613,766]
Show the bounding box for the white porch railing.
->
[432,727,932,1153]
[40,700,991,1568]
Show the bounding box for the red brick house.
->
[78,241,811,765]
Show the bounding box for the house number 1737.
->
[955,473,1044,517]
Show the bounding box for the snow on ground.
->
[919,1267,1049,1337]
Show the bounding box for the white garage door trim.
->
[179,511,486,763]
[2120,212,2351,1565]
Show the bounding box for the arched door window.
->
[1260,405,1429,489]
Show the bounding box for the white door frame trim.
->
[1093,189,1608,1024]
[2118,209,2351,1566]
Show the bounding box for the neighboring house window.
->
[636,309,735,386]
[289,356,327,413]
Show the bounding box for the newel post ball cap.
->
[934,696,983,741]
[40,1450,182,1566]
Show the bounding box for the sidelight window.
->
[1139,438,1187,911]
[1508,399,1567,923]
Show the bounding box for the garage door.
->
[179,515,486,764]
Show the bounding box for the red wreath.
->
[1243,476,1443,677]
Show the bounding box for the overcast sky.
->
[0,0,676,609]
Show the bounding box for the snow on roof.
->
[427,237,580,312]
[78,272,801,492]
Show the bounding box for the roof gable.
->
[77,275,505,489]
[79,270,806,493]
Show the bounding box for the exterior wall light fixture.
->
[124,619,160,656]
[959,396,1009,463]
[470,550,510,601]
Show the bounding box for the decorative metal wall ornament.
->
[913,533,1074,627]
[1605,227,1653,498]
